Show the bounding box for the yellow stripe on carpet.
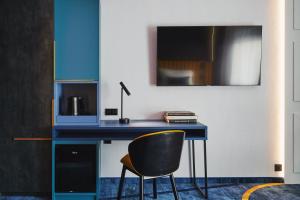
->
[242,183,284,200]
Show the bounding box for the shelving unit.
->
[54,81,99,125]
[53,0,100,199]
[53,0,100,126]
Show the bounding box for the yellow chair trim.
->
[133,130,185,141]
[120,154,141,175]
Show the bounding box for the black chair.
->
[117,130,185,200]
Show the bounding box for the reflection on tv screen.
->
[157,26,262,86]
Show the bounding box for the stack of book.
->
[164,111,197,123]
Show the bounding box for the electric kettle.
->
[68,96,85,116]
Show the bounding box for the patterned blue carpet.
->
[0,180,299,200]
[249,184,300,200]
[102,182,254,200]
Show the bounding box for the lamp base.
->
[119,118,130,124]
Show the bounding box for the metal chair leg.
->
[139,176,144,200]
[153,178,157,199]
[117,165,126,200]
[170,174,179,200]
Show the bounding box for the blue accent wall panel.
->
[55,0,99,80]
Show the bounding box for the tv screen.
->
[157,26,262,86]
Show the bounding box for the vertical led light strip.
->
[279,0,285,177]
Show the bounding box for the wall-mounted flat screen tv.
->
[157,26,262,86]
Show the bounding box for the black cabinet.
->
[0,0,53,194]
[55,145,96,193]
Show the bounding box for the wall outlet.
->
[105,108,118,115]
[274,164,282,172]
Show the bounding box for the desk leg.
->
[192,140,196,185]
[203,140,208,198]
[191,140,208,199]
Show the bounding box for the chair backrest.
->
[128,130,185,177]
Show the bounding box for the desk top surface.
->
[53,120,207,141]
[54,120,207,130]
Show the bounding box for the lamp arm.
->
[121,88,123,119]
[119,84,130,124]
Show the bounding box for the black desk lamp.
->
[119,82,131,124]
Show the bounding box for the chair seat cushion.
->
[120,154,141,175]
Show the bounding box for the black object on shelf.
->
[67,96,85,116]
[119,82,131,124]
[55,145,96,193]
[58,83,97,116]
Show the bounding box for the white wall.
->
[100,0,284,177]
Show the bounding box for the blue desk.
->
[52,120,208,199]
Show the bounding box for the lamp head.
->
[120,82,131,96]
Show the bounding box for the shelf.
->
[54,81,99,125]
[55,80,98,83]
[55,193,96,200]
[56,115,97,124]
[55,192,96,196]
[53,0,100,198]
